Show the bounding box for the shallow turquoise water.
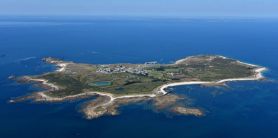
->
[90,81,112,87]
[0,17,278,138]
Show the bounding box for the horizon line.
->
[0,14,278,19]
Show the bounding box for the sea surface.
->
[0,16,278,138]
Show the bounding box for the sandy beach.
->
[159,66,267,94]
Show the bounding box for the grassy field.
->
[37,55,257,97]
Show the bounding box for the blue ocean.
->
[0,17,278,138]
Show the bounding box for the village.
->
[96,61,158,76]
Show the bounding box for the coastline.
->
[159,66,267,94]
[10,56,267,106]
[20,65,267,105]
[8,56,268,119]
[36,90,156,103]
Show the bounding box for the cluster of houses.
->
[96,64,149,76]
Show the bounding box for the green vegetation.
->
[36,55,257,97]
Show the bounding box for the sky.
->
[0,0,278,17]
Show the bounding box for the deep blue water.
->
[0,17,278,138]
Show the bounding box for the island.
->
[10,55,267,119]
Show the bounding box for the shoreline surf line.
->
[158,67,267,95]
